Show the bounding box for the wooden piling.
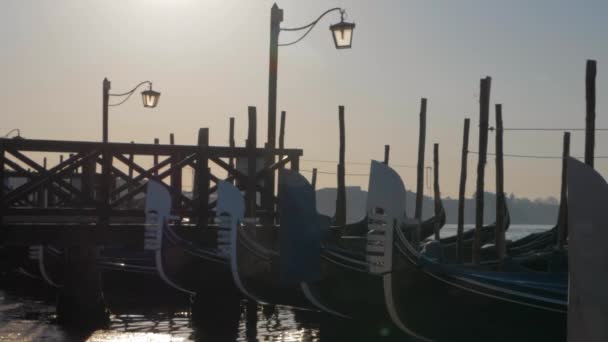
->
[169,133,182,210]
[414,98,428,247]
[279,111,286,154]
[585,59,597,168]
[311,168,318,191]
[246,107,257,217]
[473,77,491,264]
[384,145,390,165]
[495,104,506,259]
[229,117,235,172]
[457,118,470,262]
[196,129,210,226]
[557,132,570,249]
[128,141,134,207]
[335,105,347,227]
[433,143,441,240]
[153,138,159,177]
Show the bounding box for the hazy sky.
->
[1,0,606,199]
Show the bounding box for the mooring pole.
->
[383,145,390,165]
[153,138,159,177]
[585,59,597,168]
[495,104,506,260]
[311,168,318,191]
[457,118,470,262]
[246,107,258,217]
[195,128,210,227]
[279,110,286,163]
[473,77,491,264]
[414,98,427,247]
[557,132,570,250]
[433,143,441,240]
[229,116,236,164]
[335,105,347,227]
[169,133,182,210]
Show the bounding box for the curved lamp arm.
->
[3,128,21,138]
[109,81,153,107]
[279,7,344,47]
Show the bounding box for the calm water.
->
[0,225,552,342]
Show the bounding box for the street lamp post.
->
[263,4,355,222]
[266,4,355,149]
[102,78,161,143]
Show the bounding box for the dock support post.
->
[457,118,470,262]
[228,117,236,179]
[335,105,347,227]
[473,77,491,264]
[414,98,427,248]
[311,168,318,191]
[169,134,182,211]
[57,243,108,328]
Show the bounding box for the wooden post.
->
[195,129,210,226]
[557,132,570,249]
[335,105,347,227]
[81,154,95,204]
[99,145,112,226]
[246,107,257,217]
[229,117,235,173]
[473,77,491,264]
[457,118,470,262]
[169,133,182,211]
[311,168,318,191]
[495,104,506,259]
[153,138,159,177]
[279,111,286,152]
[414,98,428,247]
[433,143,441,240]
[585,60,597,168]
[384,145,390,165]
[128,141,134,207]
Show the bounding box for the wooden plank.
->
[473,77,491,264]
[457,118,470,262]
[335,106,346,227]
[495,104,506,259]
[414,98,427,247]
[585,59,597,168]
[557,132,570,249]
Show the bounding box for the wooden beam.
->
[457,118,470,263]
[495,104,506,259]
[473,77,491,264]
[585,59,597,168]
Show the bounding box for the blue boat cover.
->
[418,256,568,303]
[278,169,324,284]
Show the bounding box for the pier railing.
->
[0,137,302,228]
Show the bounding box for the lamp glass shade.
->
[330,21,355,49]
[141,89,160,108]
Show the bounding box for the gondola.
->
[369,161,568,341]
